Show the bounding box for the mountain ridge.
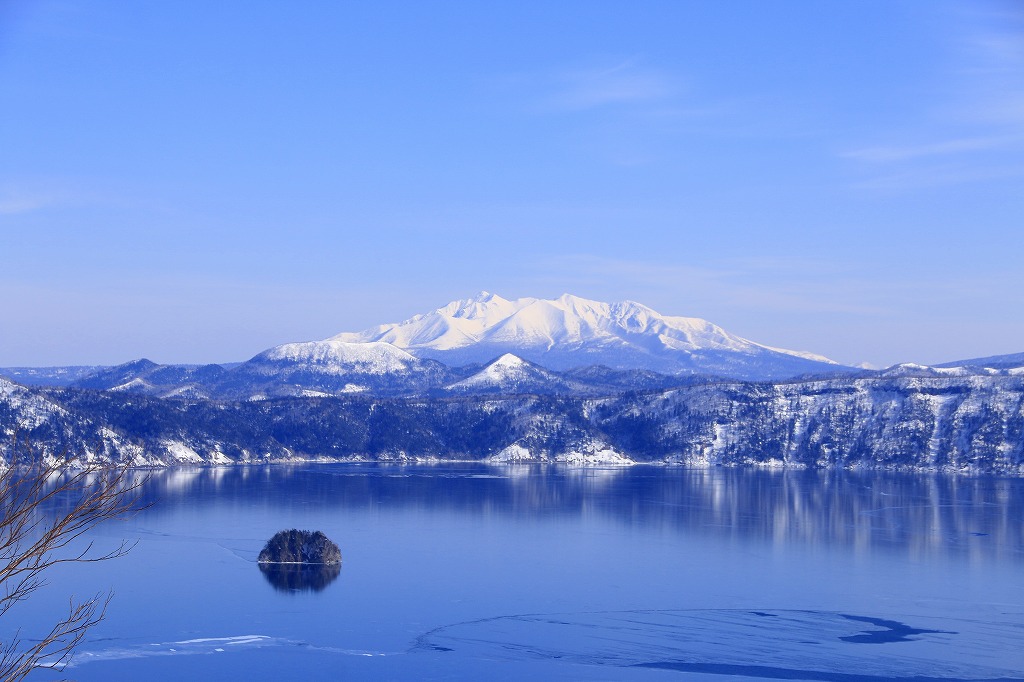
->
[3,372,1022,474]
[4,294,1024,395]
[328,292,845,379]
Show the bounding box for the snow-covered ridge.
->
[333,292,827,357]
[0,376,69,429]
[452,353,534,388]
[881,363,1005,378]
[4,368,1024,473]
[257,339,419,375]
[325,292,841,378]
[450,352,524,385]
[445,353,571,393]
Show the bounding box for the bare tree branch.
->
[0,437,146,681]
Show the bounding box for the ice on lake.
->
[14,464,1024,681]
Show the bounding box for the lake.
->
[17,464,1024,681]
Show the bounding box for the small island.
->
[258,529,342,565]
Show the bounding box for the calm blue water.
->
[14,465,1024,681]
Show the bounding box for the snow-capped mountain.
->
[220,340,456,398]
[255,339,419,374]
[48,292,851,396]
[330,292,846,379]
[444,353,580,395]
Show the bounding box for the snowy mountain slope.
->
[444,353,582,395]
[0,365,106,387]
[71,359,228,399]
[61,291,854,398]
[60,352,688,399]
[64,343,458,399]
[0,377,154,466]
[330,292,847,379]
[254,339,420,374]
[935,352,1024,371]
[879,363,1004,378]
[221,340,456,397]
[4,373,1023,473]
[0,376,69,431]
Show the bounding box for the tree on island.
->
[0,440,144,681]
[258,529,342,565]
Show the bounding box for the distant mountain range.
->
[3,369,1022,473]
[2,292,1023,401]
[1,292,1022,474]
[0,293,846,398]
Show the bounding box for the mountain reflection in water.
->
[126,463,1023,563]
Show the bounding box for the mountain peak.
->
[446,351,562,393]
[259,339,418,374]
[491,352,527,368]
[327,292,846,379]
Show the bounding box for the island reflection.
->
[259,562,341,592]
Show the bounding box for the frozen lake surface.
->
[18,464,1024,680]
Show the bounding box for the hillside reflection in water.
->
[134,463,1024,563]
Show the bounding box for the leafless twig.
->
[0,437,146,681]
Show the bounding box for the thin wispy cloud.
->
[843,6,1024,190]
[849,163,1024,191]
[843,135,1024,163]
[485,58,693,167]
[0,180,155,219]
[494,57,681,116]
[0,187,64,215]
[546,59,675,111]
[530,252,1024,321]
[529,254,894,317]
[948,4,1024,126]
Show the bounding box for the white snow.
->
[324,292,838,373]
[450,354,539,389]
[163,440,204,463]
[0,377,68,429]
[556,446,634,465]
[258,339,417,374]
[488,443,534,462]
[110,378,150,392]
[882,363,1003,378]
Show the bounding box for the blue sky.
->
[2,0,1023,368]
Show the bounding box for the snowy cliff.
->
[2,373,1021,473]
